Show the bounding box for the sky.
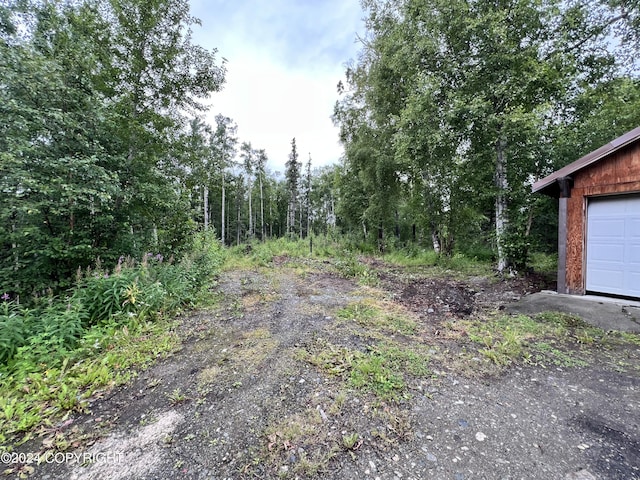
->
[188,0,365,175]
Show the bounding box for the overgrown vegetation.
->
[0,233,224,447]
[297,334,432,402]
[333,0,640,271]
[447,311,640,372]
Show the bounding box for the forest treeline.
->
[3,0,640,302]
[333,0,640,271]
[0,0,311,300]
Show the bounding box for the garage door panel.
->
[630,244,640,264]
[589,245,625,262]
[588,268,625,289]
[627,272,640,294]
[588,218,625,238]
[586,195,640,298]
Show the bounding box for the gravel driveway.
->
[30,260,640,480]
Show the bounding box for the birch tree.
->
[256,149,268,240]
[211,114,237,245]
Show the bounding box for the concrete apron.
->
[506,291,640,333]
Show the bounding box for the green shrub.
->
[73,269,145,326]
[0,301,29,364]
[178,231,224,291]
[0,231,225,443]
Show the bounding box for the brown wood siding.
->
[565,141,640,294]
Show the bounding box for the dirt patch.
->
[22,260,640,480]
[399,279,475,317]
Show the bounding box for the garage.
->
[586,195,640,297]
[533,126,640,299]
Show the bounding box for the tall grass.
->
[0,232,224,445]
[224,236,344,269]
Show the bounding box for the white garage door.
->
[586,195,640,298]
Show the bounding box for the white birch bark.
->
[204,185,209,231]
[221,174,225,245]
[259,172,265,240]
[495,138,509,273]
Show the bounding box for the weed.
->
[328,391,347,415]
[531,343,588,367]
[350,352,405,398]
[301,338,430,401]
[334,255,378,285]
[167,388,188,405]
[456,312,622,370]
[604,331,640,347]
[337,301,417,335]
[147,378,161,389]
[342,432,360,450]
[262,408,339,478]
[0,318,178,444]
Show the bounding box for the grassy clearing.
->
[296,338,431,402]
[337,300,417,336]
[383,249,494,277]
[446,311,639,371]
[223,236,343,270]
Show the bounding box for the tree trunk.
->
[259,172,265,240]
[204,185,209,231]
[299,199,303,239]
[378,223,384,253]
[495,137,509,273]
[432,229,441,254]
[269,190,273,238]
[221,174,225,245]
[236,192,241,246]
[248,180,253,240]
[306,199,311,238]
[12,217,19,298]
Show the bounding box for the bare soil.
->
[20,258,640,480]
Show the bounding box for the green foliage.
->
[0,0,225,301]
[0,302,29,364]
[74,269,146,325]
[350,351,404,399]
[461,312,603,368]
[0,233,223,444]
[224,236,343,270]
[179,231,225,292]
[301,339,430,401]
[332,0,640,269]
[0,317,179,444]
[337,302,417,336]
[334,254,375,284]
[528,252,558,276]
[384,249,439,267]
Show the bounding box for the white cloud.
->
[189,0,363,173]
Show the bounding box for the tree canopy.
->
[333,0,640,270]
[3,0,640,301]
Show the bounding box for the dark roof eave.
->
[532,126,640,196]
